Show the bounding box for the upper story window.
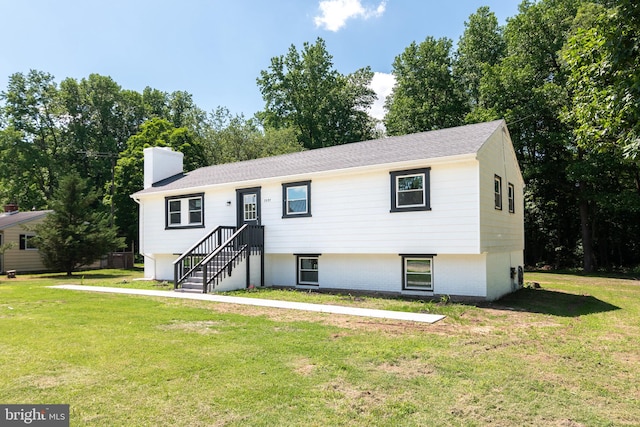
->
[508,183,515,213]
[165,193,204,229]
[494,175,502,210]
[282,181,311,218]
[19,234,38,250]
[390,168,431,212]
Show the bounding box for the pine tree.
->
[32,173,125,275]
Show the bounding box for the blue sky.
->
[0,0,520,120]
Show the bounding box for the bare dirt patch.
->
[160,297,563,338]
[158,320,227,334]
[374,359,435,379]
[16,366,99,389]
[289,356,316,376]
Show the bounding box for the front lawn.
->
[0,270,638,426]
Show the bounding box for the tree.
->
[31,173,124,276]
[59,74,146,201]
[467,0,587,269]
[205,107,303,164]
[0,70,65,209]
[111,118,209,247]
[257,37,377,149]
[561,1,640,269]
[384,36,467,135]
[454,6,506,110]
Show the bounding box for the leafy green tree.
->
[257,37,376,149]
[384,36,467,135]
[0,70,65,208]
[205,107,303,164]
[561,1,640,269]
[32,173,124,276]
[454,6,506,110]
[468,0,586,269]
[111,118,209,247]
[59,74,146,199]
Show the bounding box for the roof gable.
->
[133,120,505,196]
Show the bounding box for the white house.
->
[131,119,524,301]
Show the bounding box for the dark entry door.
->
[236,187,261,227]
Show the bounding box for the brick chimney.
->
[4,203,18,213]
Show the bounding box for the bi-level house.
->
[131,120,524,301]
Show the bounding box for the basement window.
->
[296,255,319,286]
[402,255,434,291]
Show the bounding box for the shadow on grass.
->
[489,288,620,317]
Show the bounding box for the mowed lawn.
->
[0,270,638,426]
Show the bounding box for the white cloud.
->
[368,71,395,121]
[314,0,386,32]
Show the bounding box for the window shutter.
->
[19,234,26,250]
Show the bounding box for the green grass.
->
[0,270,638,426]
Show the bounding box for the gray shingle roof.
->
[133,120,504,196]
[0,210,52,230]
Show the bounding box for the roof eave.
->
[131,152,479,199]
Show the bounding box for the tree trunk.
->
[579,192,594,273]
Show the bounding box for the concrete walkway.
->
[51,285,445,324]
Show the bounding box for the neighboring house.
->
[0,206,52,273]
[132,119,525,301]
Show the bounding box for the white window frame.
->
[396,173,426,208]
[243,193,257,222]
[20,234,38,251]
[508,183,515,213]
[297,255,319,286]
[402,256,433,291]
[494,175,503,210]
[283,181,311,218]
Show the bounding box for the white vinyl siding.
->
[140,160,481,256]
[478,127,525,253]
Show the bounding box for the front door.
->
[236,187,261,227]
